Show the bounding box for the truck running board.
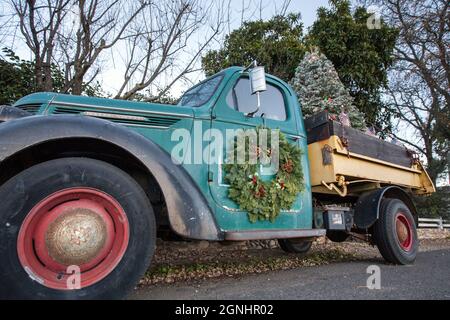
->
[224,229,326,241]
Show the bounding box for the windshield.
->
[178,75,223,107]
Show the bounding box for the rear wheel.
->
[278,238,313,256]
[373,198,418,265]
[0,158,156,299]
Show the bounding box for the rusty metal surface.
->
[45,208,107,265]
[322,144,333,165]
[396,218,409,244]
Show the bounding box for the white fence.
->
[418,217,450,229]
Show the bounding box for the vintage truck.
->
[0,65,435,299]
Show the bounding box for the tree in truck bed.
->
[290,48,367,130]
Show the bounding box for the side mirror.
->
[244,62,267,118]
[249,66,267,94]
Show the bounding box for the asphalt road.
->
[130,249,450,300]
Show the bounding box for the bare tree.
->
[386,70,448,184]
[5,0,227,99]
[11,0,71,91]
[57,0,149,95]
[365,0,449,184]
[11,0,153,95]
[237,0,291,25]
[114,0,228,101]
[0,4,17,44]
[275,0,292,17]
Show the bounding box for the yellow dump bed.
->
[305,112,435,197]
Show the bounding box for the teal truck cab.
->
[0,66,433,299]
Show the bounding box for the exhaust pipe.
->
[0,105,31,123]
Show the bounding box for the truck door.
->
[208,73,312,232]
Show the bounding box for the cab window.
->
[226,78,287,121]
[178,75,223,107]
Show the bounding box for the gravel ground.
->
[138,229,450,286]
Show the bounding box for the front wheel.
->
[373,198,418,265]
[278,238,313,256]
[0,158,156,299]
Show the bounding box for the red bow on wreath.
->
[282,159,294,173]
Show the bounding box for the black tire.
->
[326,231,349,243]
[0,158,156,299]
[278,238,313,256]
[373,198,418,265]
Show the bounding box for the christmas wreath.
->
[224,127,304,223]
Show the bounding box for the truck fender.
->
[354,186,418,229]
[0,105,31,123]
[0,115,223,241]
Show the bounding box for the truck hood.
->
[12,92,194,119]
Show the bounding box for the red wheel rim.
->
[17,188,129,290]
[395,212,413,251]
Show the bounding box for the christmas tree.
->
[290,48,366,130]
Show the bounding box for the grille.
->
[15,104,42,115]
[52,106,180,128]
